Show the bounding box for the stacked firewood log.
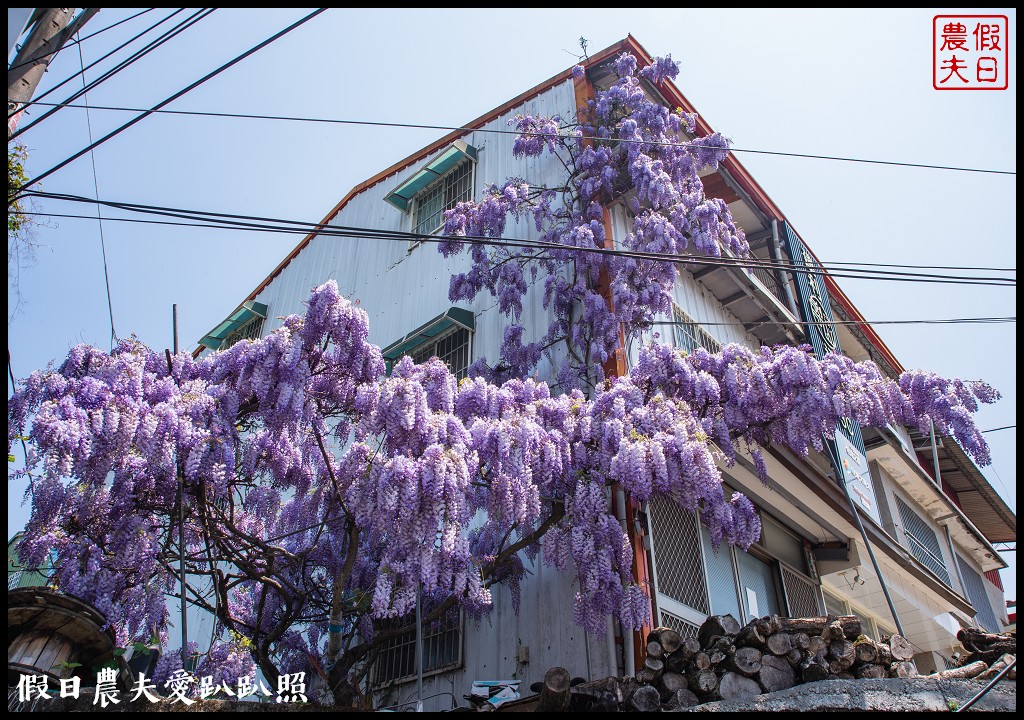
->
[926,627,1016,681]
[537,616,1016,712]
[624,614,918,707]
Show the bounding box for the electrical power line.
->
[22,192,1017,289]
[9,9,210,138]
[23,207,1014,277]
[9,8,188,118]
[16,8,328,191]
[6,9,160,73]
[15,101,1016,177]
[650,317,1015,329]
[63,8,159,48]
[981,425,1015,434]
[77,35,118,351]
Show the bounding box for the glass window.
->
[851,608,877,639]
[700,525,741,619]
[222,314,265,349]
[760,516,807,573]
[671,303,721,355]
[822,589,848,617]
[373,611,462,685]
[956,554,1001,632]
[736,550,782,623]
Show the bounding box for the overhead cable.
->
[24,192,1017,289]
[17,8,328,190]
[18,101,1016,177]
[10,9,217,139]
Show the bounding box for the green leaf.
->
[52,661,82,670]
[112,647,126,656]
[8,454,14,463]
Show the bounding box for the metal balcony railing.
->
[748,265,789,310]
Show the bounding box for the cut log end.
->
[629,685,662,713]
[719,671,762,702]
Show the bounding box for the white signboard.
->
[835,431,881,525]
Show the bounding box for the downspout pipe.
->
[770,219,800,318]
[607,486,620,678]
[615,486,635,677]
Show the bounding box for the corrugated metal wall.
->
[254,80,579,383]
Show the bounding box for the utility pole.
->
[8,7,99,135]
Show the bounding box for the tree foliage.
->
[7,53,1000,704]
[8,142,30,237]
[8,140,40,321]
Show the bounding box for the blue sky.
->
[8,8,1016,598]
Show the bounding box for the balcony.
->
[688,243,804,346]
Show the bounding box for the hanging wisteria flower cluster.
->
[8,281,998,690]
[439,52,747,387]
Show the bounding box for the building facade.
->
[195,36,1013,707]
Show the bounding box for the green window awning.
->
[383,140,478,212]
[381,307,475,363]
[198,300,268,350]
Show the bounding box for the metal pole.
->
[928,419,942,488]
[945,524,969,600]
[173,304,188,667]
[415,585,423,712]
[956,658,1016,712]
[838,468,906,637]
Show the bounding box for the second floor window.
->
[894,495,951,586]
[222,314,264,349]
[671,303,722,355]
[384,141,479,252]
[409,326,472,380]
[412,160,474,239]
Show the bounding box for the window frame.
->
[408,158,476,252]
[670,302,722,355]
[221,313,265,349]
[893,494,952,587]
[820,588,897,641]
[399,324,474,381]
[371,610,465,687]
[646,495,822,630]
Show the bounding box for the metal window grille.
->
[894,496,951,586]
[780,563,824,618]
[412,160,474,241]
[372,611,463,685]
[671,304,722,355]
[222,314,265,349]
[956,554,1001,632]
[648,496,710,615]
[658,610,700,639]
[7,570,22,590]
[410,327,472,380]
